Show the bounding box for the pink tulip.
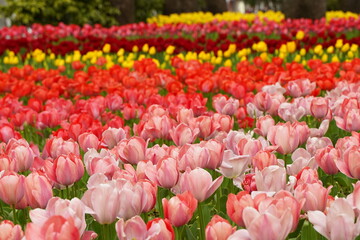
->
[30,197,87,236]
[178,144,210,171]
[146,144,168,164]
[77,132,99,152]
[25,215,80,240]
[212,113,234,132]
[286,148,316,176]
[178,167,223,202]
[6,138,35,172]
[176,108,194,125]
[310,97,330,119]
[146,218,174,240]
[315,146,339,175]
[139,180,157,213]
[308,198,360,240]
[163,191,197,227]
[255,165,287,192]
[242,206,293,240]
[253,92,272,112]
[306,137,333,156]
[335,108,360,132]
[199,139,224,169]
[101,127,127,149]
[219,150,250,178]
[0,123,18,143]
[105,94,123,111]
[116,216,147,240]
[267,122,300,155]
[294,183,331,212]
[42,137,80,159]
[25,171,53,209]
[0,171,25,206]
[278,102,306,122]
[169,123,199,146]
[267,93,286,116]
[51,153,84,187]
[0,220,23,240]
[213,95,239,115]
[310,119,330,137]
[346,181,360,211]
[205,215,236,240]
[292,121,310,145]
[254,115,275,137]
[295,167,321,186]
[226,191,255,227]
[115,137,147,164]
[116,179,148,220]
[336,146,360,179]
[286,78,316,98]
[193,116,220,140]
[82,181,120,224]
[156,156,179,188]
[0,154,11,171]
[252,150,278,171]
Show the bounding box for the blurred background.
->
[0,0,358,27]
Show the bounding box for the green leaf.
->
[301,222,327,240]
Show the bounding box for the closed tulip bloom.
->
[25,171,53,209]
[101,127,127,149]
[213,95,240,115]
[0,220,23,240]
[169,123,199,146]
[116,137,147,164]
[335,108,360,132]
[205,215,236,240]
[286,78,316,98]
[226,191,255,227]
[25,215,80,240]
[347,181,360,211]
[163,191,197,227]
[310,97,329,119]
[156,156,179,188]
[139,180,157,213]
[42,137,80,159]
[30,197,87,236]
[315,146,339,175]
[212,113,234,132]
[82,181,120,224]
[199,139,224,169]
[267,122,300,155]
[252,150,278,171]
[308,198,360,240]
[146,218,174,240]
[78,132,99,152]
[178,144,210,171]
[242,206,293,240]
[294,183,331,212]
[52,153,84,187]
[296,167,321,186]
[336,146,360,179]
[194,116,220,140]
[292,121,310,145]
[178,167,223,202]
[253,92,272,112]
[255,165,287,192]
[0,154,11,171]
[306,137,333,156]
[254,115,275,137]
[0,171,25,206]
[116,216,147,240]
[6,138,35,172]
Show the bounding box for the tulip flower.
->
[205,215,236,240]
[163,191,197,227]
[0,220,23,240]
[116,216,147,240]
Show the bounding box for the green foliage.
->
[0,0,120,26]
[135,0,164,22]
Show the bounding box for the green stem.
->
[66,186,70,199]
[0,200,3,217]
[198,202,205,240]
[156,188,164,218]
[175,225,184,240]
[12,205,17,224]
[102,224,107,240]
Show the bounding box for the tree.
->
[282,0,326,19]
[204,0,227,13]
[163,0,201,15]
[109,0,135,25]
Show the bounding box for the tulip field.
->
[2,10,360,239]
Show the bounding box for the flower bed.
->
[1,10,360,240]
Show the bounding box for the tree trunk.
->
[205,0,227,13]
[282,0,326,20]
[340,0,360,13]
[109,0,135,25]
[163,0,201,14]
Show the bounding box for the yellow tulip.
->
[296,30,305,40]
[103,43,111,53]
